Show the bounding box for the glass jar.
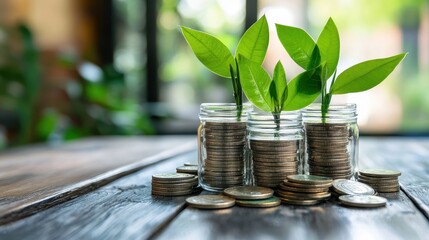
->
[302,104,359,180]
[198,103,253,192]
[247,111,304,188]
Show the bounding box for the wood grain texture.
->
[0,151,198,240]
[155,137,429,240]
[360,137,429,219]
[0,136,195,224]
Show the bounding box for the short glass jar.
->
[246,111,304,188]
[198,103,253,192]
[302,104,359,180]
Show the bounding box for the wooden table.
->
[0,136,428,239]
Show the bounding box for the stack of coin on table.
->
[331,179,387,208]
[305,123,353,180]
[276,175,333,205]
[151,173,199,196]
[185,186,281,209]
[202,122,247,189]
[250,140,299,188]
[357,169,401,193]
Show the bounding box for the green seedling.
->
[181,16,269,120]
[276,18,406,120]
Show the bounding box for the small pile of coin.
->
[276,175,333,205]
[331,179,375,197]
[152,173,199,196]
[250,140,299,188]
[357,169,401,193]
[305,123,353,180]
[201,122,246,190]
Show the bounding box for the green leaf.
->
[181,26,234,78]
[236,15,269,64]
[272,61,288,110]
[276,24,315,69]
[238,56,273,112]
[317,18,340,79]
[283,64,324,111]
[307,45,321,70]
[331,53,407,94]
[269,80,279,112]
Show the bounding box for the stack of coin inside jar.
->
[250,140,299,188]
[305,123,353,179]
[201,122,247,190]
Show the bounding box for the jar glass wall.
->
[198,103,253,192]
[246,111,304,188]
[302,104,359,180]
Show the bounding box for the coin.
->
[186,195,235,209]
[332,179,375,195]
[152,182,197,189]
[282,180,332,189]
[286,174,333,185]
[358,178,399,186]
[359,169,401,178]
[357,174,398,181]
[184,162,198,166]
[176,166,198,174]
[276,190,331,200]
[223,186,274,200]
[339,195,387,208]
[235,196,281,208]
[280,197,321,206]
[374,186,400,193]
[279,183,329,193]
[152,173,195,181]
[152,176,198,185]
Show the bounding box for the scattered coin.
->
[286,174,333,185]
[224,186,274,200]
[279,183,329,193]
[176,166,198,175]
[279,197,321,206]
[152,173,195,182]
[235,196,281,208]
[186,195,235,209]
[339,195,387,208]
[359,169,401,178]
[332,179,375,196]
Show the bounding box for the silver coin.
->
[332,179,375,195]
[359,169,401,178]
[339,195,387,208]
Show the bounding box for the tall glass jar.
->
[247,111,304,188]
[302,104,359,180]
[198,103,252,192]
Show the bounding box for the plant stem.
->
[273,112,280,139]
[231,60,243,121]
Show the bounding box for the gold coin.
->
[186,195,235,209]
[280,197,321,206]
[357,174,398,182]
[235,196,281,208]
[253,166,298,174]
[152,185,194,192]
[253,161,298,168]
[250,139,298,147]
[374,187,400,193]
[282,180,332,189]
[339,195,387,208]
[279,183,329,193]
[152,173,195,181]
[359,169,401,178]
[332,179,375,195]
[152,176,198,185]
[286,174,333,184]
[151,182,197,189]
[223,186,274,200]
[204,171,243,178]
[276,190,331,200]
[358,178,399,186]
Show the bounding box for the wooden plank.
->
[0,136,195,224]
[154,137,429,240]
[360,137,429,219]
[0,151,198,240]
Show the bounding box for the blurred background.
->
[0,0,428,149]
